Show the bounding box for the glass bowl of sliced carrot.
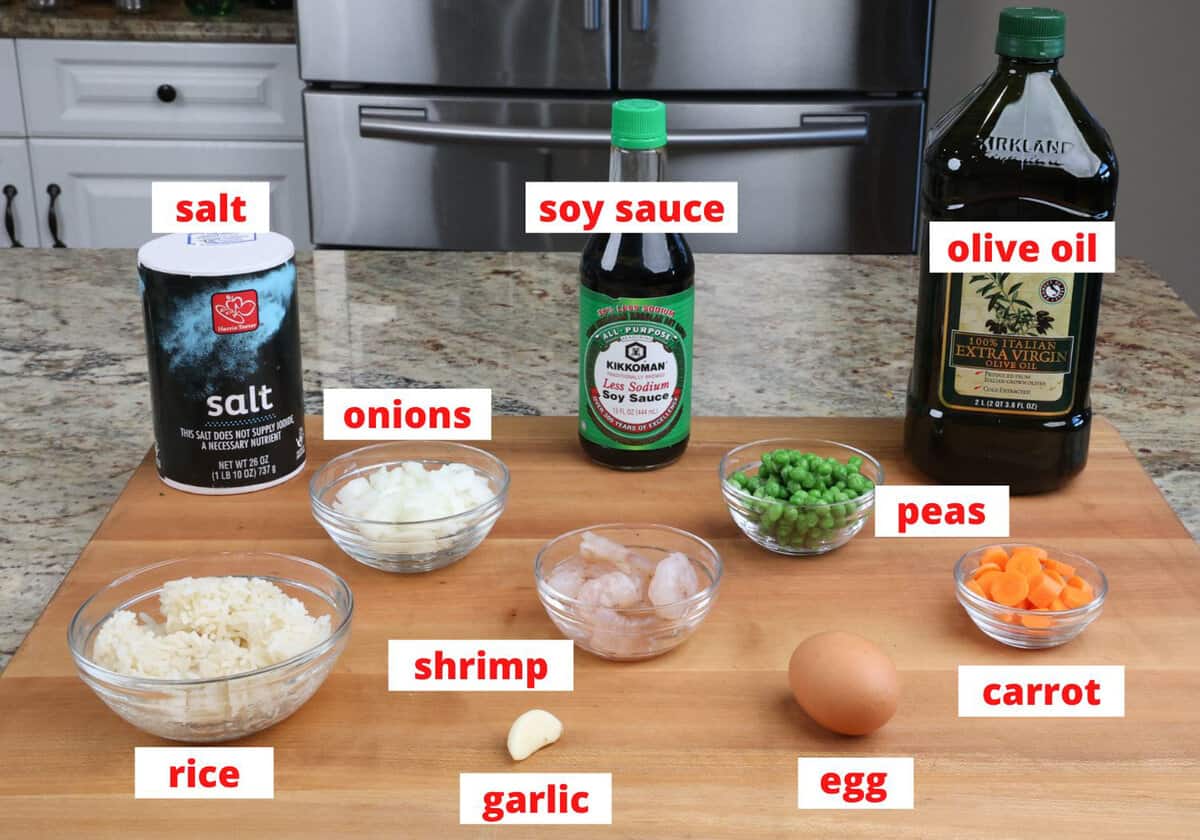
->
[954,544,1107,649]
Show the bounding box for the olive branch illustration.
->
[968,273,1054,336]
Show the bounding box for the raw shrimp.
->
[580,531,654,577]
[576,571,642,610]
[587,608,658,659]
[648,552,702,620]
[545,558,588,599]
[579,531,656,596]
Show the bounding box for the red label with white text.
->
[211,290,259,335]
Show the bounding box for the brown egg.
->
[787,631,899,736]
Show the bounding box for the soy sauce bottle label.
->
[579,286,693,450]
[938,271,1086,416]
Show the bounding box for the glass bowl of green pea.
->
[719,439,883,556]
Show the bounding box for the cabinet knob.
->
[3,184,22,248]
[156,84,178,103]
[46,183,65,248]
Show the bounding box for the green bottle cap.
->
[611,99,667,150]
[996,7,1066,59]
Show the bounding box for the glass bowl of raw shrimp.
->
[534,524,723,661]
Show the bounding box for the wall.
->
[929,0,1199,312]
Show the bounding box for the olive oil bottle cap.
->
[611,99,668,150]
[996,7,1066,60]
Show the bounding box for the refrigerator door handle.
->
[629,0,650,31]
[583,0,603,31]
[359,110,869,149]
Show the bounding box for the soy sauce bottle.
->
[904,7,1117,494]
[579,99,694,470]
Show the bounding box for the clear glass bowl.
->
[309,441,509,574]
[68,552,353,743]
[535,524,722,661]
[955,544,1108,649]
[719,438,882,556]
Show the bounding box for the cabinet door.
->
[0,40,25,137]
[18,40,303,141]
[28,139,310,249]
[0,139,38,248]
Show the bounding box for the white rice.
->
[92,576,332,680]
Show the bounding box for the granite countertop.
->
[0,0,295,43]
[1,250,1197,671]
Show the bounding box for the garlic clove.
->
[506,709,564,761]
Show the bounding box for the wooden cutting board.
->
[2,417,1197,838]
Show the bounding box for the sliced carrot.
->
[1050,597,1068,611]
[979,546,1010,570]
[1067,576,1094,597]
[1020,598,1037,610]
[965,579,987,599]
[1007,551,1044,579]
[972,562,1002,580]
[976,570,1003,598]
[1045,557,1076,578]
[1021,611,1054,629]
[1044,568,1067,587]
[1011,545,1049,563]
[990,571,1029,607]
[1062,585,1093,608]
[1027,572,1065,609]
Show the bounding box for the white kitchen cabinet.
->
[18,40,303,141]
[0,138,39,248]
[0,40,25,137]
[28,139,309,249]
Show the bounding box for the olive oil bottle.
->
[579,99,694,470]
[905,7,1117,494]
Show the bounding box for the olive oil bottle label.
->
[579,286,693,450]
[937,272,1086,416]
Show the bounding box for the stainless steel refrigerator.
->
[298,0,933,252]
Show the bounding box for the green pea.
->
[783,506,799,523]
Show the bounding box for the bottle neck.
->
[997,54,1061,77]
[610,145,666,182]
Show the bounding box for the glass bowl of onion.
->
[309,442,510,573]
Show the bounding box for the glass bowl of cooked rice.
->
[68,552,353,743]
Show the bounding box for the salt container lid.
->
[137,233,295,278]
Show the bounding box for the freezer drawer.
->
[297,0,612,89]
[304,91,922,253]
[619,0,932,92]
